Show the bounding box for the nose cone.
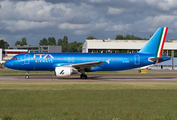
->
[5,60,12,68]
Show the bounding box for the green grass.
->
[1,82,177,119]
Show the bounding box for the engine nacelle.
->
[55,67,78,77]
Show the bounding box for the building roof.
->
[83,39,177,50]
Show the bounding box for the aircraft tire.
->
[80,74,87,79]
[25,75,29,79]
[83,74,87,79]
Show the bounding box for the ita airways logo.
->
[60,70,65,75]
[43,54,54,59]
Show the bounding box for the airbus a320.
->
[5,27,170,79]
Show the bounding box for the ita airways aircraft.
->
[5,27,170,79]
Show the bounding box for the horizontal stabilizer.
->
[148,56,171,62]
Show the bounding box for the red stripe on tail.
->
[157,27,168,63]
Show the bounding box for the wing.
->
[64,59,110,70]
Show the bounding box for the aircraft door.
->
[134,55,140,65]
[24,54,30,64]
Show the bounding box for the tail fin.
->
[138,27,168,57]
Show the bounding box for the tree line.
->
[115,34,148,40]
[14,36,83,52]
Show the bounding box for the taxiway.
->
[1,74,177,82]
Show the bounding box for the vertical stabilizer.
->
[138,27,168,58]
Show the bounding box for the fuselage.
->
[5,52,168,72]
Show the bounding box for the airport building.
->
[3,49,28,61]
[8,45,62,53]
[0,45,62,64]
[82,39,177,55]
[0,49,4,63]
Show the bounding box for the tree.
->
[39,37,57,46]
[63,36,68,45]
[115,35,123,40]
[39,38,48,45]
[115,34,148,40]
[0,39,9,49]
[15,37,28,46]
[87,36,96,40]
[48,37,56,45]
[58,39,63,46]
[67,41,82,52]
[21,37,27,46]
[15,41,21,46]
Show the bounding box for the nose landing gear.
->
[25,71,30,79]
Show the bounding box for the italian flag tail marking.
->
[156,27,168,63]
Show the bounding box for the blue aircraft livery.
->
[5,27,170,79]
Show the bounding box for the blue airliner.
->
[5,27,170,79]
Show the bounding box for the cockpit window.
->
[12,57,16,60]
[11,57,19,60]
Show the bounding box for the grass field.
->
[1,82,177,120]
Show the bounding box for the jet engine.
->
[55,67,78,76]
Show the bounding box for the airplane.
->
[5,27,170,79]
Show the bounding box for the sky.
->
[0,0,177,46]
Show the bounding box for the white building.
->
[3,49,28,61]
[82,39,177,54]
[0,49,3,63]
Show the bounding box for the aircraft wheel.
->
[80,74,87,79]
[25,75,29,79]
[83,74,87,79]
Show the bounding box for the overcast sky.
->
[0,0,177,46]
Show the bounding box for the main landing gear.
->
[80,70,87,79]
[25,71,30,79]
[80,73,87,79]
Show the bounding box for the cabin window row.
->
[31,58,129,61]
